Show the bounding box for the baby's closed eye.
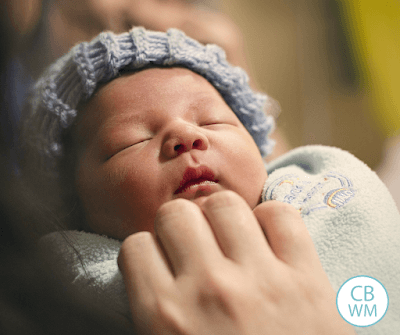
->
[200,118,239,128]
[102,137,152,161]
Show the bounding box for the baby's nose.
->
[161,123,209,158]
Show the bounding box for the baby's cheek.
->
[113,178,163,234]
[224,141,267,208]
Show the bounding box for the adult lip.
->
[174,166,218,195]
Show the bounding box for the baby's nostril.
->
[174,144,182,151]
[193,139,201,148]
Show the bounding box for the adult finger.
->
[253,201,322,270]
[154,199,224,276]
[118,232,175,306]
[200,191,273,265]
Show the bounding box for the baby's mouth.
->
[175,179,217,194]
[174,166,218,195]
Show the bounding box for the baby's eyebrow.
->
[106,108,150,129]
[106,113,142,128]
[91,112,144,144]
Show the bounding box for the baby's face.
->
[75,67,267,240]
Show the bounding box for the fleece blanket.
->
[40,145,400,334]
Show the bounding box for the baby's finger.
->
[253,201,322,270]
[118,232,175,307]
[200,191,273,264]
[154,199,224,276]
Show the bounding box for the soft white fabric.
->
[40,145,400,334]
[39,231,130,321]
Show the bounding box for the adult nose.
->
[161,121,209,158]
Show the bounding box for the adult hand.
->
[118,191,355,335]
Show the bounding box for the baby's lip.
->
[174,166,218,195]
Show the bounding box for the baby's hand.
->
[118,191,355,335]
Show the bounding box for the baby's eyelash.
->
[105,138,151,161]
[201,121,236,128]
[201,120,226,126]
[132,138,151,145]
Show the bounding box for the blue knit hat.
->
[28,27,275,164]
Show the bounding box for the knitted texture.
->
[28,27,275,167]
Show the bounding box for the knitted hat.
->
[27,27,276,166]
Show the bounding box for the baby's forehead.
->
[85,67,230,117]
[74,67,236,142]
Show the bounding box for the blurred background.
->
[221,0,399,168]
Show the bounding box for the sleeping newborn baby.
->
[22,28,400,334]
[74,66,268,239]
